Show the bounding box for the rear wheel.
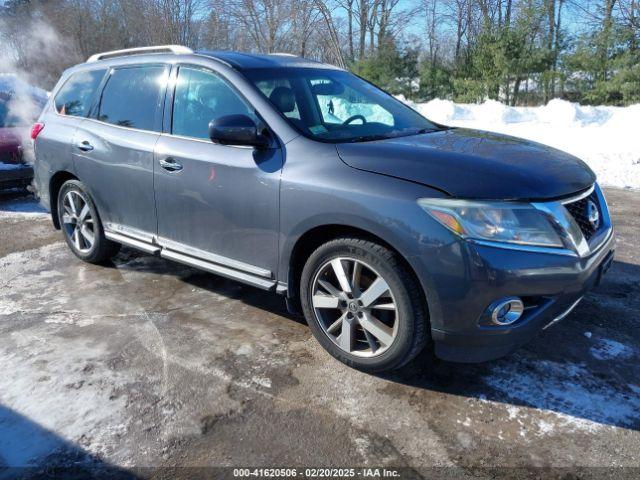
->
[57,180,119,263]
[300,237,429,372]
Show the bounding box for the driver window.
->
[310,78,394,126]
[172,67,257,140]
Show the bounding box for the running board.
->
[105,231,161,255]
[161,249,276,290]
[104,228,277,291]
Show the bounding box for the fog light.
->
[491,297,524,325]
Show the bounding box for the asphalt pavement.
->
[0,187,638,479]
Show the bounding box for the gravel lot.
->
[0,187,638,479]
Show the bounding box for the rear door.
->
[153,65,283,283]
[73,64,169,240]
[35,69,106,202]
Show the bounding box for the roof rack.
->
[86,45,193,63]
[269,52,297,57]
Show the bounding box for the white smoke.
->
[0,17,76,164]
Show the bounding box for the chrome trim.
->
[103,223,275,290]
[156,236,272,278]
[161,249,276,290]
[469,239,579,257]
[87,45,193,63]
[490,297,524,325]
[560,185,595,204]
[104,231,160,255]
[532,199,591,257]
[587,184,614,253]
[532,183,612,258]
[104,223,155,244]
[431,183,613,259]
[158,132,255,150]
[80,114,163,135]
[542,297,583,330]
[589,227,614,255]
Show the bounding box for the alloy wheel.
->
[62,190,95,253]
[311,257,398,357]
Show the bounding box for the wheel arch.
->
[49,170,79,229]
[285,224,427,315]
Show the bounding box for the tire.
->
[300,237,430,372]
[57,179,120,264]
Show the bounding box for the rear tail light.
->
[30,122,45,140]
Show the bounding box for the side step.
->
[105,229,277,291]
[104,231,161,255]
[161,249,276,290]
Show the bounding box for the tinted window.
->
[253,77,301,121]
[98,66,167,131]
[172,67,256,140]
[244,68,437,142]
[54,70,105,117]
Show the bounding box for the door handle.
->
[159,157,183,172]
[76,140,94,152]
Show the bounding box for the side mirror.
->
[208,114,269,149]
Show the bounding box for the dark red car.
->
[0,76,47,190]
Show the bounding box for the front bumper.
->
[425,229,615,363]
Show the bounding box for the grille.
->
[564,191,600,241]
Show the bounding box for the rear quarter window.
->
[54,69,106,117]
[97,66,167,132]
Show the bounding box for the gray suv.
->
[33,46,615,372]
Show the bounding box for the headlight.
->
[418,198,564,248]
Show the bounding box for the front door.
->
[154,66,282,280]
[73,64,169,240]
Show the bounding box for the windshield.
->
[243,68,438,143]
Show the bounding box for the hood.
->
[336,128,595,200]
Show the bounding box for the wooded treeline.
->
[1,0,638,105]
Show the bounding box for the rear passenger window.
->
[172,67,256,140]
[98,66,167,131]
[54,70,105,117]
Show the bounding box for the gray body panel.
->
[33,112,83,208]
[74,119,159,236]
[33,50,615,363]
[154,135,282,276]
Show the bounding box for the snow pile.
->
[319,96,393,125]
[406,98,640,190]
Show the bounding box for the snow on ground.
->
[406,98,640,190]
[0,193,46,218]
[482,345,640,433]
[590,338,635,361]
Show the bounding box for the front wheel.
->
[300,238,430,372]
[57,180,119,263]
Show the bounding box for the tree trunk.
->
[348,0,355,60]
[544,0,556,103]
[512,77,522,106]
[599,0,617,82]
[551,0,563,97]
[358,0,368,58]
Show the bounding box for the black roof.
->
[195,50,341,71]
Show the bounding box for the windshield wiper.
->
[345,126,446,143]
[346,134,392,143]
